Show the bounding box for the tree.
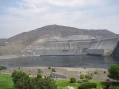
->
[11,70,31,89]
[11,70,57,89]
[33,76,57,89]
[108,64,119,82]
[70,77,76,83]
[40,77,57,89]
[105,82,111,89]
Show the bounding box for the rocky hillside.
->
[0,39,7,46]
[0,25,117,54]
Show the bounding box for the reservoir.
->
[0,55,119,68]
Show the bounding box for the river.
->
[0,55,119,68]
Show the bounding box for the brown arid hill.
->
[0,25,117,55]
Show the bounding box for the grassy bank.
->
[56,80,104,89]
[56,79,80,89]
[0,74,119,89]
[0,74,13,89]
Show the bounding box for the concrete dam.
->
[21,35,119,56]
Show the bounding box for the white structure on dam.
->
[21,35,119,56]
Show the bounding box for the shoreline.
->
[2,66,108,74]
[6,66,108,73]
[0,55,20,59]
[0,67,108,81]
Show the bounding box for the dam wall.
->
[22,49,87,56]
[22,40,92,56]
[22,41,91,56]
[86,49,104,56]
[112,41,119,58]
[21,35,119,56]
[86,37,118,56]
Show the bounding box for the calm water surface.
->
[0,55,119,68]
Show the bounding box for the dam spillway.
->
[87,37,118,56]
[21,35,119,56]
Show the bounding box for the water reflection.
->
[0,55,119,68]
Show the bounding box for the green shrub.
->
[77,80,82,83]
[37,73,42,78]
[38,69,42,73]
[0,66,7,70]
[48,67,51,69]
[85,74,92,80]
[82,79,88,82]
[70,77,76,83]
[80,74,85,79]
[80,74,92,80]
[78,82,97,89]
[94,71,98,74]
[104,71,106,74]
[52,68,56,72]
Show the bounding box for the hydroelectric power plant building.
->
[22,35,119,56]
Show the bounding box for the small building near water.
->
[50,72,68,79]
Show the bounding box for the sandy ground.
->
[0,67,108,81]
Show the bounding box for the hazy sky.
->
[0,0,119,38]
